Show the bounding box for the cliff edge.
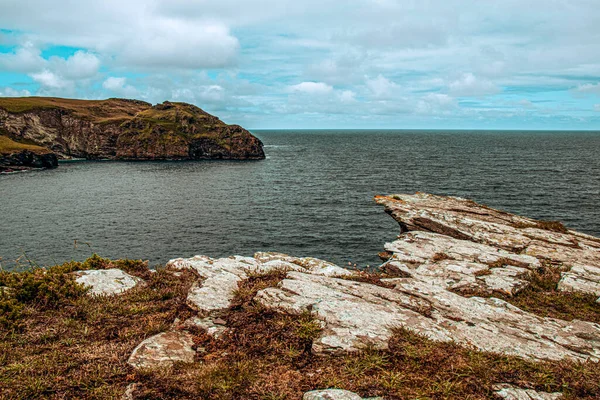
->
[0,97,265,163]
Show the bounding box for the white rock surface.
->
[376,193,600,298]
[127,331,196,369]
[303,389,363,400]
[492,383,563,399]
[167,253,352,314]
[256,270,600,360]
[182,316,227,338]
[75,269,142,296]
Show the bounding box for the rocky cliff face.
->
[0,133,59,172]
[0,97,265,161]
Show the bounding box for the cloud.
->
[448,73,500,97]
[594,104,600,112]
[30,70,70,90]
[103,77,138,97]
[366,75,398,99]
[118,19,239,69]
[0,87,31,97]
[573,83,600,95]
[416,93,457,115]
[0,42,45,73]
[289,82,333,95]
[58,51,100,80]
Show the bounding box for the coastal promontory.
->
[0,97,264,172]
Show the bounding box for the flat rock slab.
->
[257,271,600,361]
[127,331,196,370]
[493,384,563,399]
[167,253,352,314]
[75,269,142,296]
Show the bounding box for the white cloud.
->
[102,77,138,97]
[448,73,500,97]
[339,90,356,103]
[416,93,457,114]
[0,42,45,73]
[59,51,100,80]
[0,87,31,97]
[574,83,600,95]
[289,82,333,95]
[119,19,239,69]
[594,104,600,112]
[366,75,398,99]
[30,70,70,90]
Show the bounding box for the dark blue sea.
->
[1,130,599,269]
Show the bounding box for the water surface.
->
[1,130,599,269]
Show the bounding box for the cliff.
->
[0,97,265,162]
[1,194,599,399]
[0,134,58,172]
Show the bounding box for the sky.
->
[1,0,600,129]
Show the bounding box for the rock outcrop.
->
[375,193,600,301]
[75,268,143,296]
[0,134,58,172]
[0,97,265,161]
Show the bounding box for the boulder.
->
[75,269,142,296]
[127,331,196,370]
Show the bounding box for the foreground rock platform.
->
[130,193,600,373]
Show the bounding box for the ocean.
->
[1,130,599,269]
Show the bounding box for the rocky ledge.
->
[0,97,265,161]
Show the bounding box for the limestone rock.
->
[167,253,351,314]
[127,331,196,370]
[182,316,227,338]
[256,271,600,360]
[303,389,363,400]
[492,384,563,399]
[375,193,600,298]
[75,269,142,296]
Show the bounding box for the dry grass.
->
[1,257,599,399]
[462,262,600,324]
[0,97,150,121]
[0,135,51,155]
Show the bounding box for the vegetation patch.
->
[0,135,51,155]
[462,262,600,324]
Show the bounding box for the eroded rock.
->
[376,193,600,298]
[492,383,563,399]
[127,331,196,370]
[75,269,142,296]
[167,253,351,314]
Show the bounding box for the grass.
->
[0,135,51,155]
[462,261,600,324]
[0,97,150,121]
[1,256,599,399]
